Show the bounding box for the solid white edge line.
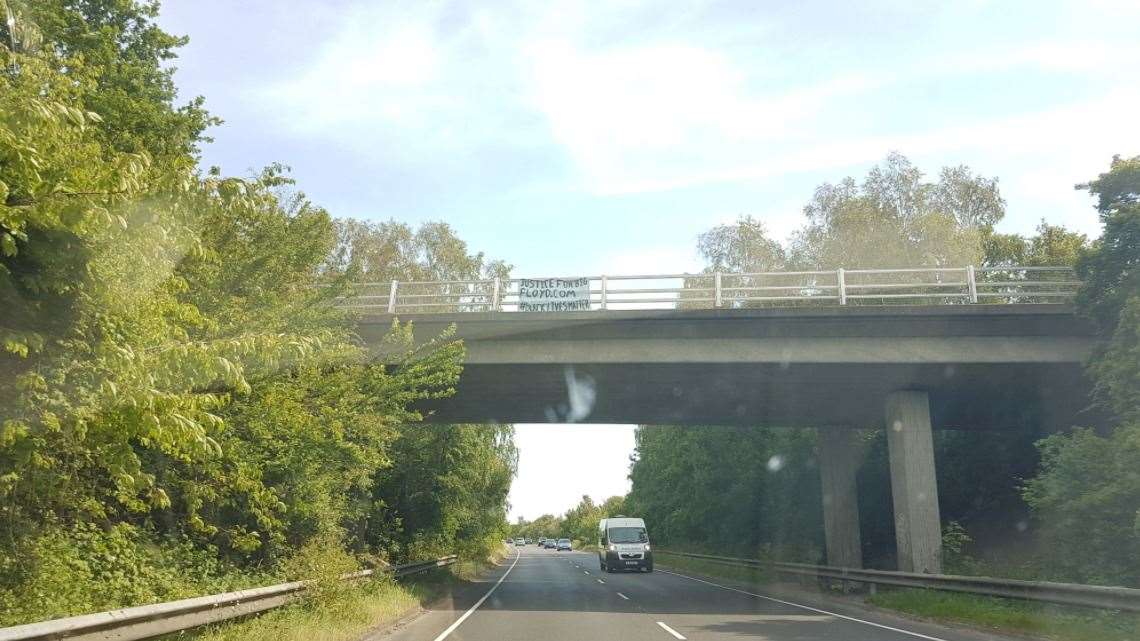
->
[658,570,950,641]
[430,548,521,641]
[656,621,687,640]
[616,592,630,600]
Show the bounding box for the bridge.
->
[348,267,1101,580]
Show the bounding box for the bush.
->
[0,522,265,626]
[1022,425,1140,587]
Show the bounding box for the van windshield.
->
[608,527,648,543]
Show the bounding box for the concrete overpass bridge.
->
[349,267,1100,579]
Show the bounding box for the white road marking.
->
[656,621,686,639]
[430,549,520,641]
[596,578,605,584]
[616,592,630,600]
[659,570,952,641]
[583,570,590,575]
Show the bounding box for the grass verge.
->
[867,588,1139,641]
[656,552,1138,641]
[654,550,771,583]
[190,566,464,641]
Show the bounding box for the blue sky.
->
[159,0,1139,519]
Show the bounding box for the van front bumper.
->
[604,550,653,569]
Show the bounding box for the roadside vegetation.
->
[510,495,626,545]
[0,1,515,627]
[867,589,1138,641]
[192,545,509,641]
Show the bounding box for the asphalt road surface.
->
[379,546,1010,641]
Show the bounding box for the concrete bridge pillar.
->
[885,390,942,574]
[818,428,863,568]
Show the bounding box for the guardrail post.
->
[387,280,399,314]
[600,275,608,310]
[966,265,978,303]
[837,268,846,305]
[491,277,501,311]
[714,271,722,308]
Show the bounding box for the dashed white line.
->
[656,621,686,640]
[658,569,952,641]
[616,592,630,600]
[583,570,590,575]
[429,549,520,641]
[596,578,605,584]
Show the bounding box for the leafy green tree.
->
[1075,155,1140,421]
[0,5,517,623]
[626,425,822,560]
[789,152,1003,270]
[1020,156,1140,586]
[7,0,216,167]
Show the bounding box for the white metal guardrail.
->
[0,555,458,641]
[657,550,1140,612]
[338,266,1080,314]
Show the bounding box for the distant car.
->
[544,538,556,549]
[537,537,546,546]
[557,538,572,551]
[513,537,524,545]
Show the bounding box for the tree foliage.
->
[789,152,1003,269]
[1021,156,1140,586]
[0,3,516,624]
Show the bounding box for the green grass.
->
[654,551,772,583]
[191,568,462,641]
[657,552,1137,641]
[868,588,1139,641]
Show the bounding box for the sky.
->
[157,0,1140,520]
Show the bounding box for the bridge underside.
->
[358,305,1103,431]
[414,361,1096,430]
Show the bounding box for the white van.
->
[598,517,652,572]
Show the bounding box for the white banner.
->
[518,277,591,311]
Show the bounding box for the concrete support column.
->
[885,390,942,574]
[818,428,863,569]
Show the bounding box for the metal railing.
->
[0,555,458,641]
[657,550,1140,612]
[338,266,1080,314]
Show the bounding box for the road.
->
[379,546,1008,641]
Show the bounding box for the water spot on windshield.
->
[543,365,596,422]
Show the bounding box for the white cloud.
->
[247,0,1138,215]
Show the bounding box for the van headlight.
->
[608,544,616,551]
[644,544,650,551]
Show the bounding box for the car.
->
[536,537,546,546]
[544,538,557,549]
[513,537,524,545]
[557,538,572,551]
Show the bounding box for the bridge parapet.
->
[340,265,1079,314]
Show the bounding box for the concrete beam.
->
[818,428,863,569]
[886,391,942,574]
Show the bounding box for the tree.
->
[1020,156,1140,587]
[697,216,786,273]
[0,6,517,622]
[7,0,216,167]
[789,152,1003,269]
